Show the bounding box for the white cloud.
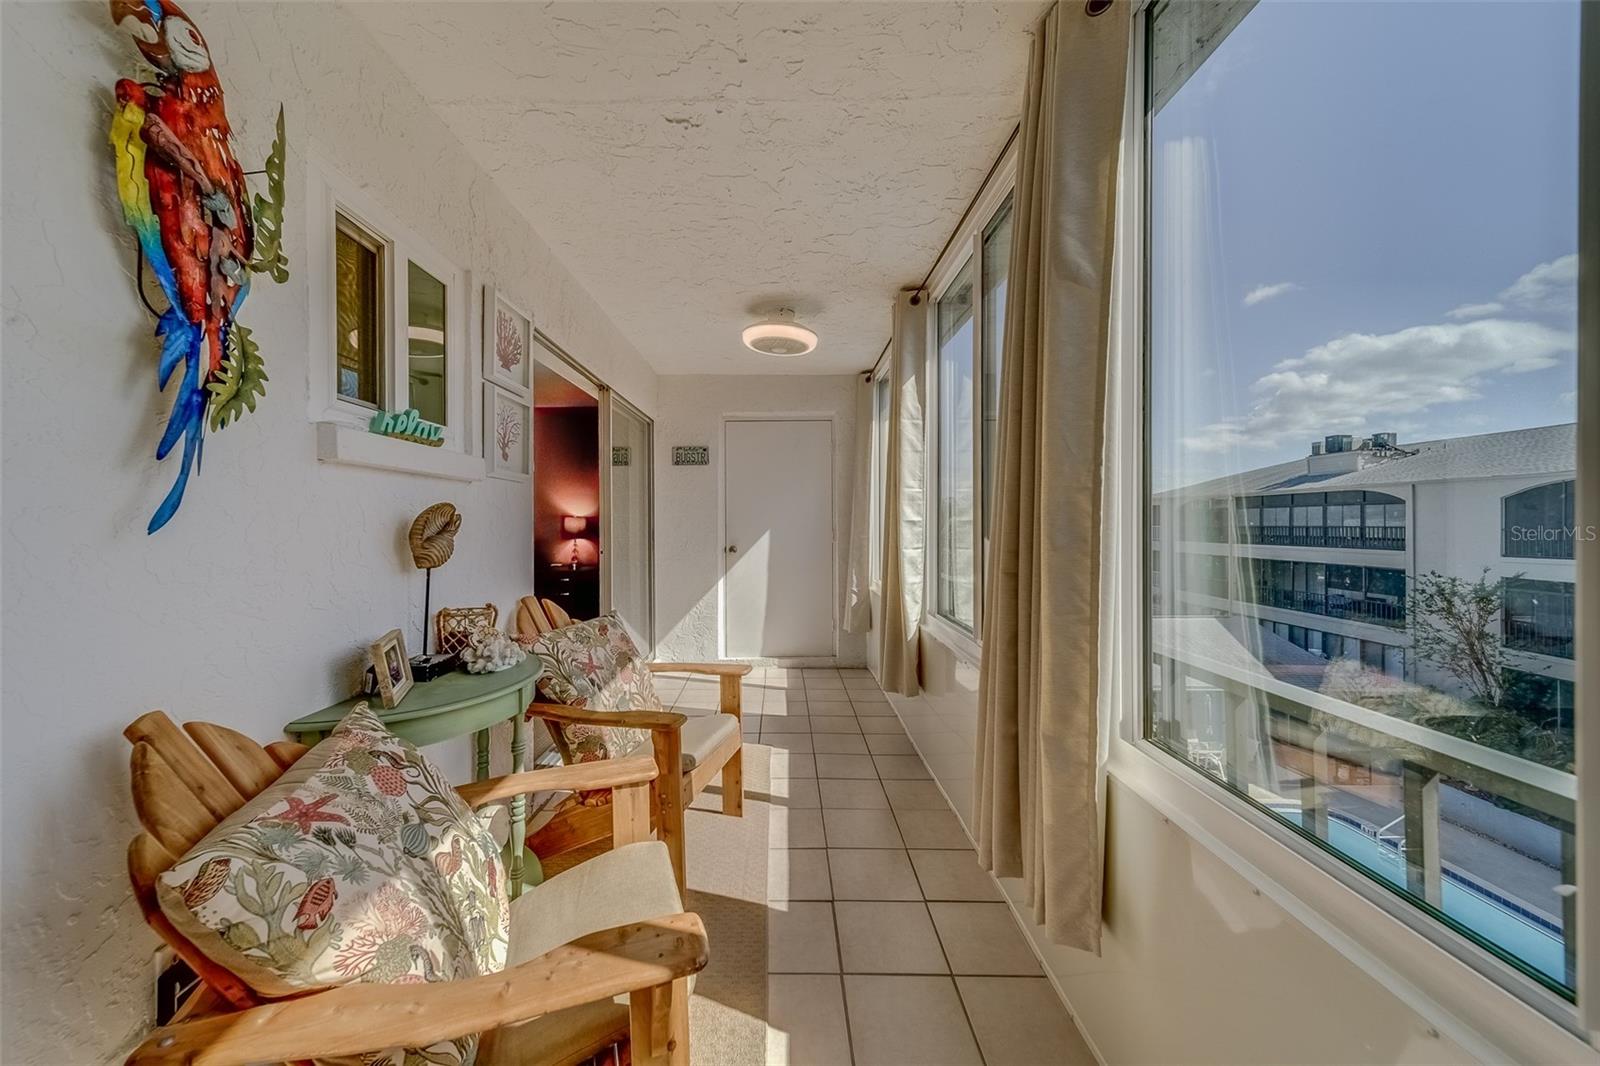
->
[1446,254,1576,320]
[1445,301,1504,320]
[1181,319,1574,453]
[1500,253,1577,314]
[1243,281,1298,307]
[1557,390,1577,414]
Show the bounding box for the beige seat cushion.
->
[479,841,683,1066]
[680,712,738,771]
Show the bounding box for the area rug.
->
[684,741,772,1065]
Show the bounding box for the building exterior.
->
[1154,423,1577,733]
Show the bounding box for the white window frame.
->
[306,153,470,454]
[1111,2,1598,1060]
[923,146,1018,660]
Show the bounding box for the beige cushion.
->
[480,841,685,1066]
[680,712,738,771]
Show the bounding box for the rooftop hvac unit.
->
[1325,434,1354,454]
[1371,431,1398,448]
[1310,442,1324,456]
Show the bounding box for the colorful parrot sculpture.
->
[108,0,287,533]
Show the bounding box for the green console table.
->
[284,657,542,896]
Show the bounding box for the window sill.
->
[1106,735,1593,1063]
[315,422,484,482]
[921,614,981,666]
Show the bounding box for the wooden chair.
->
[515,594,557,639]
[122,711,706,1065]
[541,596,575,629]
[528,660,749,893]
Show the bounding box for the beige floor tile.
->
[804,675,845,687]
[835,902,948,974]
[928,902,1042,976]
[810,716,862,734]
[829,849,923,901]
[843,676,882,690]
[882,779,947,811]
[806,689,853,703]
[766,975,854,1066]
[818,778,889,810]
[864,733,916,755]
[762,716,812,734]
[893,809,972,849]
[770,848,833,901]
[844,976,983,1066]
[810,732,868,754]
[851,700,895,715]
[956,976,1095,1066]
[762,694,806,716]
[801,668,840,678]
[909,850,1002,901]
[858,716,906,735]
[873,754,932,780]
[763,732,815,753]
[770,807,826,849]
[771,751,817,779]
[770,776,821,809]
[814,753,877,779]
[767,901,840,973]
[839,668,873,677]
[741,714,764,736]
[822,809,904,848]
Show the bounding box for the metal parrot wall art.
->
[107,0,288,533]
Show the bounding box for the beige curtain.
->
[975,0,1130,953]
[843,372,874,634]
[876,290,927,696]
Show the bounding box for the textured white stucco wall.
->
[654,374,866,666]
[0,3,656,1059]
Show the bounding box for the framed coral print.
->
[483,286,532,396]
[483,383,532,481]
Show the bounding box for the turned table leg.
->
[508,711,528,897]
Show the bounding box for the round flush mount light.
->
[742,308,818,357]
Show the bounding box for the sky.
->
[1149,0,1581,490]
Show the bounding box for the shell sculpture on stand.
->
[460,626,526,674]
[409,503,462,570]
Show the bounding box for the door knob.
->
[727,544,738,553]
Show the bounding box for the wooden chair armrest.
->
[647,661,752,678]
[455,755,657,808]
[527,701,688,732]
[126,913,709,1065]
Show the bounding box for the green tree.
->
[1407,568,1513,708]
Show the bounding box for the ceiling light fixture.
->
[742,308,818,357]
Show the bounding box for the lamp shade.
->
[562,515,587,536]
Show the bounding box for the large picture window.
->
[1143,0,1581,1003]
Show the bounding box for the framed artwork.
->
[369,628,414,708]
[484,383,532,481]
[483,286,532,395]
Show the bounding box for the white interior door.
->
[723,419,834,658]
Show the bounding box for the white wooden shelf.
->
[316,422,485,482]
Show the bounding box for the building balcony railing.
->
[1244,524,1405,551]
[1504,620,1575,660]
[1251,586,1407,628]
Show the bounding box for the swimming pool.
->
[1280,810,1566,983]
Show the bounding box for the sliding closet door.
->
[606,396,654,651]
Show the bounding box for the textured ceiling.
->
[350,1,1043,375]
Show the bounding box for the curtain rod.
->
[866,121,1021,372]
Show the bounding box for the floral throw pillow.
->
[529,612,658,764]
[157,703,509,1065]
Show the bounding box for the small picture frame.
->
[369,628,414,708]
[484,382,532,481]
[483,286,533,396]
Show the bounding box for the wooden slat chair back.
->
[122,711,706,1065]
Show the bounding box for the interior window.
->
[406,262,447,426]
[1144,0,1581,999]
[334,214,384,408]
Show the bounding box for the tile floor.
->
[655,666,1095,1066]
